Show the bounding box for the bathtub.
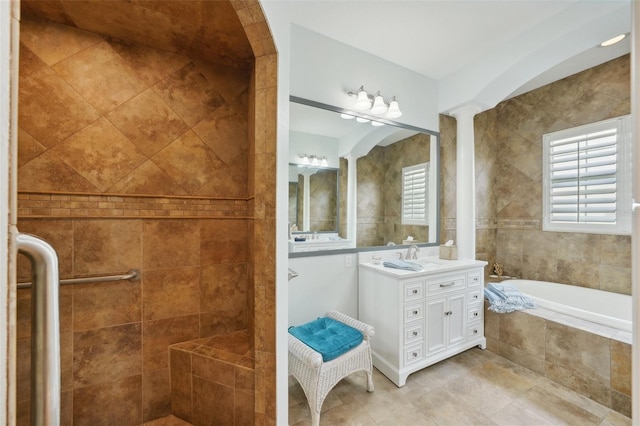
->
[501,279,632,333]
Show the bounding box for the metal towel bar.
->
[17,269,141,289]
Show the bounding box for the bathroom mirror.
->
[289,96,440,255]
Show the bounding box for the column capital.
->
[448,104,483,119]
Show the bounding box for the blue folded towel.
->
[382,259,424,271]
[484,282,536,313]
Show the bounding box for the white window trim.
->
[542,115,632,235]
[402,162,429,226]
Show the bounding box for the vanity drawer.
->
[404,302,424,323]
[467,323,483,338]
[467,272,482,288]
[427,274,465,295]
[404,323,424,346]
[404,344,424,366]
[467,289,482,305]
[404,280,424,302]
[467,306,482,324]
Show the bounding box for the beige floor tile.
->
[288,349,631,426]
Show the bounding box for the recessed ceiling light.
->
[600,34,626,47]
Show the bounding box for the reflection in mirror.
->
[355,133,431,247]
[288,164,339,232]
[289,96,439,255]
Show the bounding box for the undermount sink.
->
[413,258,443,266]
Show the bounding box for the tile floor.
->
[288,348,632,426]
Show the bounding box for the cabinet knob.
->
[473,312,479,317]
[412,289,418,294]
[412,310,418,315]
[412,331,418,336]
[472,329,478,334]
[472,277,479,282]
[412,352,418,357]
[444,310,453,316]
[473,295,479,299]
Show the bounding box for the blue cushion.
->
[289,317,363,362]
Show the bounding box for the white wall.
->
[288,254,358,326]
[290,25,440,132]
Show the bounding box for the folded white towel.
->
[382,260,423,271]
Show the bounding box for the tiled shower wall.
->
[441,55,631,295]
[14,3,279,423]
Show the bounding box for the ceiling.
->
[20,0,253,69]
[286,0,631,100]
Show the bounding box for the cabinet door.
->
[426,297,446,354]
[447,293,466,346]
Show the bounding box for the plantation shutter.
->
[402,163,429,225]
[543,116,632,235]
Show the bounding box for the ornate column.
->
[449,104,481,259]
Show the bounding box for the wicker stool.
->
[288,310,375,426]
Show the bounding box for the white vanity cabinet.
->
[358,260,486,387]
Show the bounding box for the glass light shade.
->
[356,117,370,123]
[340,113,355,119]
[370,93,388,114]
[311,156,320,166]
[354,88,372,110]
[371,121,385,127]
[600,34,625,47]
[301,155,310,165]
[386,98,402,118]
[320,157,328,166]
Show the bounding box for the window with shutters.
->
[542,115,631,235]
[402,162,429,226]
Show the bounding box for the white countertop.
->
[359,256,487,278]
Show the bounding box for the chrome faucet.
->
[405,244,420,260]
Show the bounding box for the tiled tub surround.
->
[439,55,631,295]
[15,1,279,424]
[485,304,632,417]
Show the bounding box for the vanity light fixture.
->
[599,34,626,47]
[371,121,385,127]
[356,117,370,123]
[298,154,329,167]
[348,85,402,118]
[340,113,355,119]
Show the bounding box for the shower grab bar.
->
[17,232,61,426]
[17,269,140,289]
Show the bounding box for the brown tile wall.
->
[233,1,278,423]
[441,55,631,294]
[484,307,632,416]
[16,1,278,424]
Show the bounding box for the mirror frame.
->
[289,96,441,258]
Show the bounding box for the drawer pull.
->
[412,289,418,294]
[412,310,418,315]
[472,329,478,334]
[412,331,418,336]
[440,282,455,288]
[472,277,479,282]
[473,294,479,299]
[473,312,479,317]
[412,352,418,357]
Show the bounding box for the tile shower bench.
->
[169,330,255,425]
